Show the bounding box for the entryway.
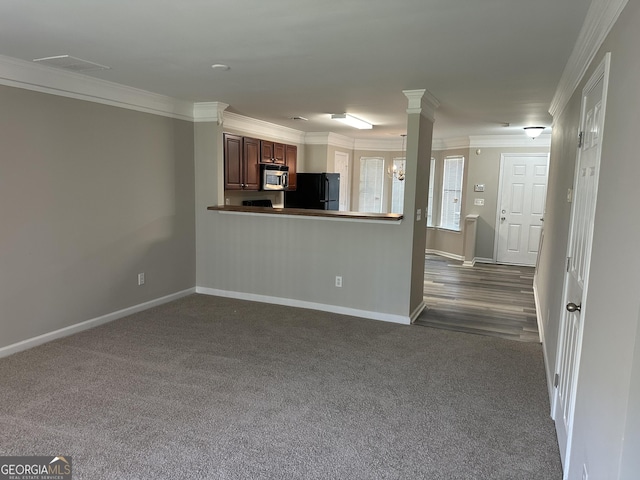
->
[495,153,549,266]
[415,254,539,342]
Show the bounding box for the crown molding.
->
[469,134,551,148]
[0,54,194,121]
[193,102,229,124]
[549,0,628,118]
[354,137,405,152]
[432,136,471,151]
[403,89,440,121]
[222,111,306,144]
[305,132,356,150]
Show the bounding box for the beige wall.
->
[427,145,549,260]
[195,101,434,323]
[0,84,196,350]
[536,1,640,477]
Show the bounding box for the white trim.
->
[425,249,464,262]
[196,287,412,325]
[0,54,194,121]
[305,132,356,150]
[410,301,427,324]
[431,134,552,151]
[469,134,551,148]
[553,53,610,476]
[432,137,470,151]
[193,102,229,124]
[473,257,495,264]
[354,137,405,152]
[403,89,440,121]
[533,277,554,410]
[549,0,628,118]
[462,259,476,267]
[494,153,550,265]
[0,288,196,359]
[223,111,306,144]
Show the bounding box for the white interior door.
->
[495,153,549,265]
[334,151,350,211]
[553,53,609,473]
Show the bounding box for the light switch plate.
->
[474,198,485,206]
[474,184,485,192]
[416,209,422,221]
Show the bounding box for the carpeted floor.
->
[0,294,561,479]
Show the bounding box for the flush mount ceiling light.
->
[524,126,545,138]
[331,113,373,130]
[211,64,230,71]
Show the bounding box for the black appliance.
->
[285,173,340,210]
[242,199,273,207]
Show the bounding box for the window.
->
[358,157,384,213]
[440,156,464,230]
[390,157,406,214]
[427,157,435,226]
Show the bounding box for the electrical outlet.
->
[335,276,342,288]
[137,272,145,286]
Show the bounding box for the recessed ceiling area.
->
[0,0,591,139]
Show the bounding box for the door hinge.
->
[567,257,571,272]
[578,131,584,148]
[554,373,560,388]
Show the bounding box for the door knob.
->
[566,302,581,313]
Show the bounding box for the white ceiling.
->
[0,0,591,140]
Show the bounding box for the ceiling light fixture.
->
[211,64,230,71]
[331,113,373,130]
[387,134,407,182]
[524,126,545,138]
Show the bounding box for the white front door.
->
[553,53,609,473]
[334,151,350,211]
[495,153,549,265]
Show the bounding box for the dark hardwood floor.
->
[415,255,540,342]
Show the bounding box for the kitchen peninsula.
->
[207,205,403,222]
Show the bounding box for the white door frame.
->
[334,151,350,211]
[551,52,610,477]
[493,153,549,264]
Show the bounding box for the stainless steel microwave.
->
[262,164,289,190]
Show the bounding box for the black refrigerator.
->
[285,173,340,210]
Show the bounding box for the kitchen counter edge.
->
[207,205,403,222]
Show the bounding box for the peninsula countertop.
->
[207,205,403,222]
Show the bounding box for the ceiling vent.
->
[32,55,111,72]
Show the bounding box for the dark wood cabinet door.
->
[273,143,285,165]
[261,141,274,164]
[243,137,261,190]
[285,144,297,191]
[224,133,243,190]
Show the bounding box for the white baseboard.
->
[0,288,196,359]
[196,287,412,325]
[410,300,427,324]
[425,249,464,261]
[533,277,555,411]
[473,257,495,264]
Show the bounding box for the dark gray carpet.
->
[0,294,561,479]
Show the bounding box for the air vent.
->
[33,55,111,72]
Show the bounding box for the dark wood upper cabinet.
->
[224,133,260,191]
[260,140,285,165]
[224,133,243,190]
[243,136,261,191]
[260,141,274,164]
[286,144,297,191]
[273,143,285,165]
